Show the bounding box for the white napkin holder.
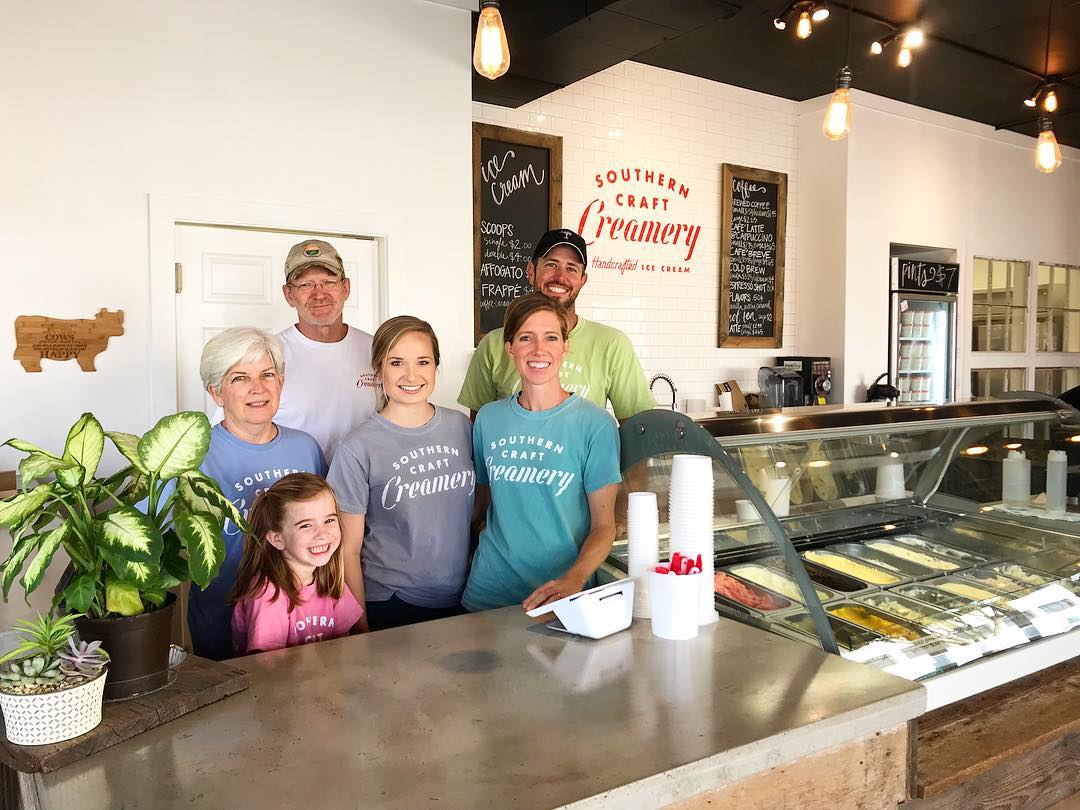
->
[525,580,635,639]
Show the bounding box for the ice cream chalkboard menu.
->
[473,123,562,344]
[718,163,787,348]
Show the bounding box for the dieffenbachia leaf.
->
[55,464,86,491]
[137,412,210,480]
[105,576,144,616]
[178,471,248,533]
[61,571,98,614]
[18,454,78,487]
[19,523,69,596]
[0,485,55,529]
[93,504,162,563]
[63,413,106,484]
[3,438,58,458]
[161,530,190,584]
[106,431,148,474]
[174,510,225,589]
[2,532,42,599]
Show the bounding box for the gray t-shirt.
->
[327,407,475,608]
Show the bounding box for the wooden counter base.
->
[669,725,909,810]
[906,658,1080,809]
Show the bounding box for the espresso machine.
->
[776,356,833,406]
[757,366,804,409]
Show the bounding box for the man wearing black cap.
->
[458,228,653,420]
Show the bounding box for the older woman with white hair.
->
[189,327,326,660]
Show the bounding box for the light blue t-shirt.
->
[188,423,326,660]
[462,394,621,612]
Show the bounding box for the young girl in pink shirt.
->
[230,473,364,654]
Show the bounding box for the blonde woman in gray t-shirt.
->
[327,316,475,632]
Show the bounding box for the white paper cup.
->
[717,391,733,411]
[875,460,906,500]
[762,477,791,517]
[735,499,760,521]
[649,571,701,640]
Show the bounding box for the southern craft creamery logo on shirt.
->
[382,444,475,510]
[486,434,576,496]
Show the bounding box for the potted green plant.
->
[0,612,109,745]
[0,412,245,698]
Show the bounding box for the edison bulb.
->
[822,87,851,140]
[1043,89,1058,113]
[897,47,912,67]
[796,11,812,38]
[1036,128,1062,173]
[473,4,510,80]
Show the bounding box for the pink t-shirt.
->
[232,580,364,654]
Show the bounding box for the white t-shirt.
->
[275,325,378,463]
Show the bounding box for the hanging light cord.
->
[1043,0,1052,79]
[844,0,852,68]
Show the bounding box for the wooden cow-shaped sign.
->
[14,308,125,372]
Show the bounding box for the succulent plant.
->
[57,637,109,677]
[0,612,81,666]
[0,655,64,690]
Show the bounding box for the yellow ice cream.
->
[829,605,921,641]
[731,566,832,604]
[804,551,902,585]
[865,598,937,624]
[867,541,960,571]
[935,581,998,601]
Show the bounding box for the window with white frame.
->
[969,257,1080,398]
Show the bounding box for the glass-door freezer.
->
[889,258,960,405]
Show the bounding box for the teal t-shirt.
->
[457,317,655,420]
[462,394,622,612]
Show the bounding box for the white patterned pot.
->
[0,669,107,745]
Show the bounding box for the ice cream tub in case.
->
[855,592,961,628]
[802,550,905,587]
[988,563,1058,588]
[713,570,792,615]
[1017,549,1080,577]
[826,542,934,580]
[872,540,989,570]
[892,584,971,612]
[825,601,925,642]
[724,564,841,605]
[959,568,1030,593]
[925,525,1044,559]
[924,576,1011,603]
[755,554,868,593]
[775,611,884,652]
[864,538,967,573]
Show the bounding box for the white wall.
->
[798,90,1080,403]
[475,62,802,408]
[0,0,473,621]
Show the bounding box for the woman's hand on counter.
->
[522,574,587,612]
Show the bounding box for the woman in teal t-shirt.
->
[462,293,621,613]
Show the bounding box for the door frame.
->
[148,194,398,418]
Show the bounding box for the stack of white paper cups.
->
[627,492,659,618]
[668,454,719,625]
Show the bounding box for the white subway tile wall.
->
[474,62,800,410]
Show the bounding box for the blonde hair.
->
[228,473,345,612]
[503,293,569,343]
[371,315,441,370]
[199,327,285,391]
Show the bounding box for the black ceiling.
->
[472,0,1080,148]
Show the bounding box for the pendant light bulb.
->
[822,67,852,141]
[473,1,510,81]
[796,11,812,39]
[902,28,924,49]
[1035,118,1062,173]
[897,47,912,68]
[1043,89,1058,113]
[870,40,883,55]
[812,6,830,22]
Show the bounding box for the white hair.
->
[199,327,285,391]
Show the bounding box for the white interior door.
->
[174,225,379,414]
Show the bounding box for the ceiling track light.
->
[473,0,510,81]
[869,24,924,66]
[773,1,829,39]
[1024,79,1061,113]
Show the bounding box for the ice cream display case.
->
[611,398,1080,709]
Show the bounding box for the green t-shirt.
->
[457,317,655,420]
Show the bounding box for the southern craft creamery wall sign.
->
[578,166,703,276]
[718,163,787,348]
[14,308,124,372]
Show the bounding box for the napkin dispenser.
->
[525,580,635,639]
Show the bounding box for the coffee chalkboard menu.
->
[473,124,562,344]
[718,163,787,348]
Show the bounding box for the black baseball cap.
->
[532,228,587,266]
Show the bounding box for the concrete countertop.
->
[40,608,925,809]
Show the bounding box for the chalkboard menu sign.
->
[473,124,562,344]
[895,260,960,295]
[718,163,787,348]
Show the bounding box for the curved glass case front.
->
[612,398,1080,692]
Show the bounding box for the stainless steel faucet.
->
[649,373,677,411]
